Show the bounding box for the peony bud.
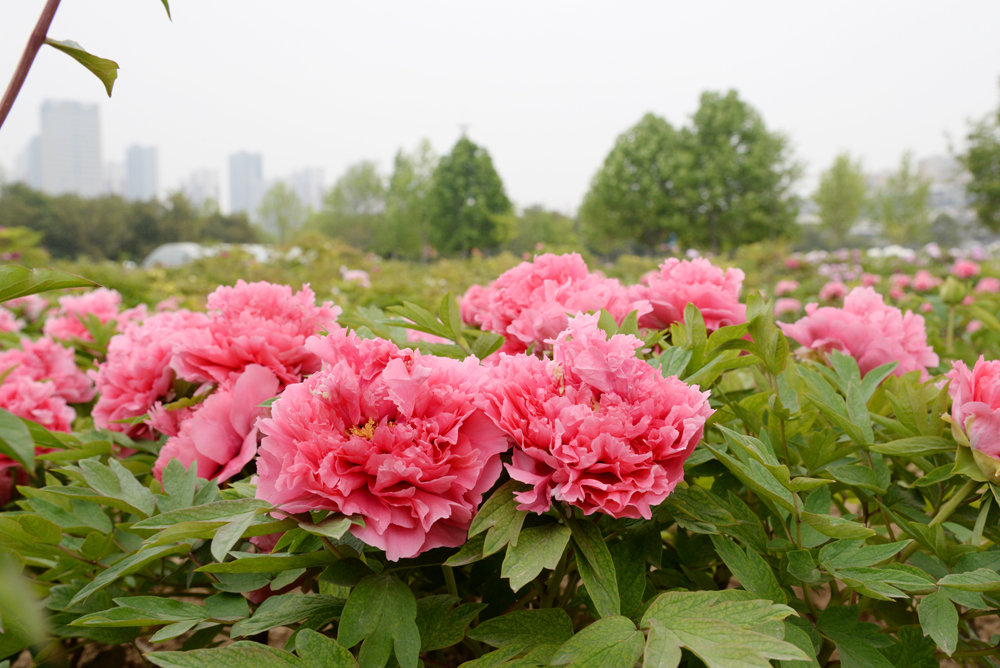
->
[940,277,967,306]
[947,357,1000,483]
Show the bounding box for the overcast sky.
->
[1,1,998,214]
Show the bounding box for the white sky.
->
[1,1,998,214]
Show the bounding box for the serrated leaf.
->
[917,589,957,656]
[337,574,419,668]
[44,39,119,97]
[550,616,643,668]
[501,523,570,592]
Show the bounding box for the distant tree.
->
[579,113,684,252]
[258,181,307,244]
[676,90,801,251]
[958,86,1000,232]
[382,140,437,259]
[427,137,511,255]
[311,162,387,251]
[501,205,580,255]
[872,152,931,245]
[814,153,868,247]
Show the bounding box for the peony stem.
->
[946,306,956,354]
[897,478,979,563]
[0,0,62,130]
[443,565,459,599]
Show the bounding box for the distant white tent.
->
[142,243,274,268]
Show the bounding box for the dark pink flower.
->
[947,357,1000,480]
[631,258,745,332]
[173,280,341,387]
[91,310,210,439]
[0,374,75,432]
[0,336,95,404]
[459,284,491,327]
[255,330,509,561]
[482,313,713,520]
[780,286,939,379]
[153,364,280,482]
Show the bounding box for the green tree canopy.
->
[383,140,438,260]
[499,205,581,255]
[257,181,307,244]
[579,113,684,252]
[959,85,1000,232]
[872,152,931,245]
[427,137,511,255]
[310,161,387,251]
[814,152,868,247]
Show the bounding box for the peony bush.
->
[1,249,1000,667]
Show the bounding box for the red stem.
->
[0,0,63,131]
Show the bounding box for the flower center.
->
[347,417,377,440]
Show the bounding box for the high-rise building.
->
[39,101,102,196]
[289,167,325,210]
[229,152,264,220]
[126,145,159,201]
[182,169,221,210]
[104,161,126,196]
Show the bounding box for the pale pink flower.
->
[968,320,983,334]
[963,295,976,306]
[7,295,47,321]
[774,298,802,317]
[173,280,341,387]
[818,281,848,301]
[631,257,745,332]
[975,277,1000,294]
[780,287,939,380]
[0,308,24,333]
[920,302,934,314]
[890,273,911,290]
[952,259,981,279]
[861,273,882,287]
[256,330,509,561]
[774,280,799,297]
[153,364,280,483]
[947,357,1000,479]
[91,310,211,439]
[889,287,905,301]
[0,336,95,404]
[912,270,942,291]
[459,284,491,327]
[482,313,713,520]
[43,288,147,342]
[785,258,802,270]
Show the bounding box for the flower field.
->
[2,241,1000,668]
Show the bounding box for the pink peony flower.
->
[780,287,939,380]
[173,280,341,387]
[481,313,713,520]
[153,364,280,483]
[255,330,509,561]
[818,281,848,301]
[0,462,28,508]
[774,298,802,317]
[7,295,48,321]
[91,310,211,439]
[963,295,976,306]
[459,284,491,328]
[889,287,905,301]
[975,277,1000,294]
[0,374,75,432]
[0,336,95,404]
[774,280,799,297]
[468,254,647,355]
[43,288,147,342]
[861,273,882,288]
[0,308,24,333]
[952,259,981,280]
[631,257,746,332]
[912,270,942,291]
[920,302,934,314]
[968,320,983,334]
[785,258,802,270]
[890,273,911,290]
[946,357,1000,480]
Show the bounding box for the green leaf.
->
[211,511,258,562]
[295,629,358,668]
[338,574,419,668]
[197,550,338,574]
[845,384,874,444]
[818,540,910,570]
[132,499,274,529]
[917,589,957,656]
[468,480,528,556]
[150,619,203,643]
[69,543,191,606]
[471,332,505,360]
[158,460,198,513]
[75,458,156,517]
[880,625,938,668]
[17,515,61,545]
[204,593,248,622]
[44,39,119,97]
[565,516,620,619]
[0,408,34,470]
[415,596,486,652]
[785,550,821,584]
[710,536,785,603]
[826,463,887,494]
[597,309,619,337]
[299,517,353,541]
[0,265,98,302]
[705,443,797,515]
[610,533,648,619]
[231,594,345,638]
[800,512,875,539]
[501,523,570,592]
[148,643,307,668]
[443,533,486,567]
[643,620,682,668]
[467,609,574,648]
[859,362,898,403]
[319,558,377,588]
[36,440,113,462]
[158,0,172,20]
[550,616,644,668]
[654,347,692,378]
[870,437,955,457]
[816,606,893,668]
[938,567,1000,591]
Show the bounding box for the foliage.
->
[383,140,438,260]
[426,137,512,255]
[258,182,307,245]
[309,162,387,252]
[872,152,932,245]
[814,152,868,247]
[959,85,1000,233]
